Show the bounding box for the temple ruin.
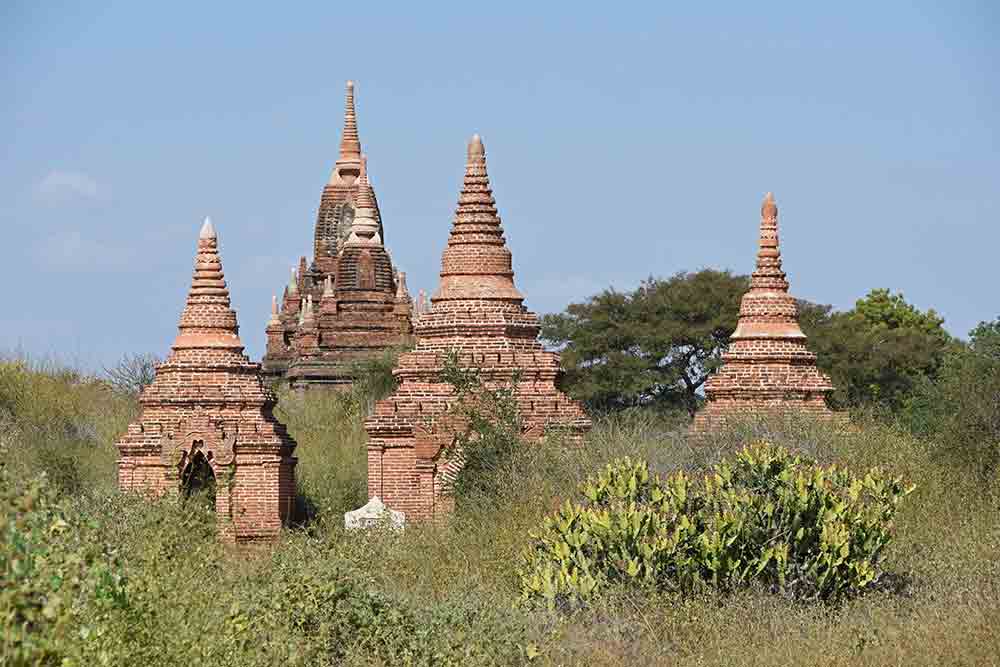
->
[263,81,413,389]
[116,219,297,543]
[364,135,591,521]
[691,193,836,430]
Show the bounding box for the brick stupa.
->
[364,135,591,521]
[263,80,413,389]
[117,219,297,543]
[691,193,835,430]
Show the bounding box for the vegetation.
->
[2,351,998,665]
[799,289,956,412]
[541,270,746,414]
[520,443,913,608]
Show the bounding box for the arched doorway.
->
[181,449,216,509]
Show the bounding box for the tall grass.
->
[3,359,998,665]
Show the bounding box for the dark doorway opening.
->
[181,449,216,509]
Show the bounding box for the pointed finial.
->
[467,133,485,162]
[761,192,777,219]
[269,295,281,325]
[288,266,299,294]
[199,216,216,239]
[339,79,361,162]
[304,294,315,322]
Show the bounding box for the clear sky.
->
[2,1,997,370]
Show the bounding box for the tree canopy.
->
[799,289,956,411]
[540,270,747,414]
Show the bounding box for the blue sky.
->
[2,2,997,370]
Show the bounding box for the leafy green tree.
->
[541,270,747,414]
[906,318,1000,476]
[800,289,956,411]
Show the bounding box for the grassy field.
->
[2,359,999,666]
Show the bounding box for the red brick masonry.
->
[365,135,591,521]
[117,219,297,543]
[263,81,413,389]
[691,193,837,431]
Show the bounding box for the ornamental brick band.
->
[116,218,297,543]
[691,193,836,431]
[263,80,413,389]
[364,135,591,522]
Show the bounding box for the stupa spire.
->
[173,220,243,351]
[339,80,361,163]
[433,134,523,303]
[750,192,789,292]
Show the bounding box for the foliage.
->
[519,442,913,608]
[800,289,956,411]
[1,469,127,666]
[4,358,1000,666]
[346,346,407,410]
[0,359,133,496]
[438,350,527,503]
[542,270,747,414]
[906,318,1000,476]
[103,352,161,398]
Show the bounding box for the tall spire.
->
[749,192,789,293]
[173,220,243,351]
[339,80,361,163]
[731,191,803,339]
[434,134,523,303]
[327,80,364,186]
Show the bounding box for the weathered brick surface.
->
[117,220,297,543]
[262,81,413,389]
[365,135,591,522]
[692,193,837,431]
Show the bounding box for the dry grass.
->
[3,360,998,665]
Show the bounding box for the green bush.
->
[1,469,127,666]
[519,442,913,608]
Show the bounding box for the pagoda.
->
[691,193,836,430]
[116,219,297,543]
[262,81,413,389]
[364,135,591,521]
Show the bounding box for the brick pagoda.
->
[263,80,413,389]
[691,193,835,430]
[117,219,297,543]
[364,135,591,521]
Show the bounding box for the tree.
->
[799,289,956,411]
[103,352,160,398]
[906,318,1000,476]
[541,270,747,414]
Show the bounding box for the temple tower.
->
[285,159,414,387]
[364,135,591,521]
[117,219,297,543]
[691,193,835,430]
[262,81,413,387]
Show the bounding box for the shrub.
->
[519,442,913,608]
[438,351,526,503]
[0,469,127,665]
